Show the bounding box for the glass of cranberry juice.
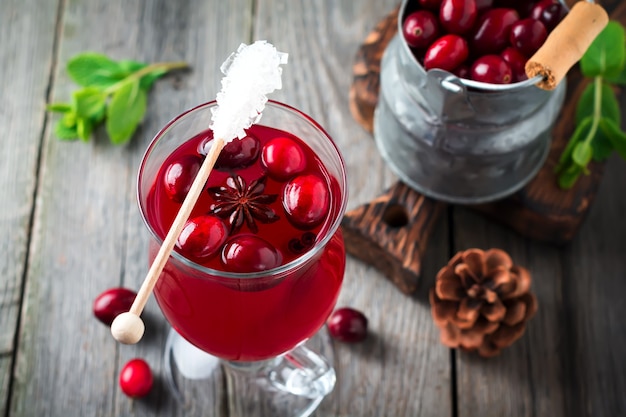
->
[137,100,347,408]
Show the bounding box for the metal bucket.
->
[373,0,568,204]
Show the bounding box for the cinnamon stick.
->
[526,1,609,90]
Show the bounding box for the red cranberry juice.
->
[147,125,345,361]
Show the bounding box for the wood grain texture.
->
[0,0,59,413]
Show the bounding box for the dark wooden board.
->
[342,1,625,293]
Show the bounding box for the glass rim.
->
[136,99,348,280]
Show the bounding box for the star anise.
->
[207,174,279,233]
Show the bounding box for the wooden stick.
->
[111,137,226,344]
[526,1,609,90]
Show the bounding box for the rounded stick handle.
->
[525,1,609,90]
[111,137,226,344]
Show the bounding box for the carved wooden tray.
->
[340,4,621,294]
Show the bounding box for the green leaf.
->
[106,80,147,145]
[558,164,584,189]
[61,111,77,128]
[580,21,626,78]
[604,65,626,86]
[575,82,621,125]
[72,87,106,120]
[47,102,73,113]
[599,117,626,159]
[572,141,593,167]
[67,52,126,88]
[76,117,94,142]
[590,128,614,161]
[556,116,592,170]
[54,119,79,141]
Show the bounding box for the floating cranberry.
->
[163,155,202,203]
[537,2,566,31]
[439,0,478,35]
[509,18,548,57]
[402,10,440,49]
[119,358,153,398]
[471,55,513,84]
[471,8,519,55]
[327,307,368,343]
[418,0,443,11]
[423,34,469,72]
[261,136,307,180]
[214,134,260,170]
[501,47,528,82]
[283,174,329,229]
[221,234,282,273]
[93,287,137,326]
[176,215,228,259]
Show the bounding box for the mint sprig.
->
[47,52,188,145]
[556,21,626,188]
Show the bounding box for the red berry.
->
[176,215,228,259]
[93,288,137,326]
[423,34,469,72]
[501,47,528,82]
[530,0,557,20]
[163,155,202,203]
[536,2,566,31]
[261,136,306,180]
[509,18,548,57]
[439,0,478,35]
[214,134,260,170]
[453,64,471,79]
[402,11,440,49]
[471,8,519,55]
[471,55,513,84]
[282,174,329,229]
[119,358,153,398]
[221,234,282,273]
[327,307,368,343]
[418,0,443,11]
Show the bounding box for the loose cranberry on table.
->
[327,307,368,343]
[403,10,440,49]
[93,287,137,326]
[423,34,469,72]
[439,0,478,35]
[119,358,153,398]
[471,8,519,55]
[471,54,512,84]
[282,174,330,230]
[509,18,548,57]
[162,154,202,203]
[221,234,282,273]
[176,215,228,259]
[261,136,306,180]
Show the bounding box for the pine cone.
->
[429,248,538,357]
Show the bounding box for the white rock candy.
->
[210,41,288,143]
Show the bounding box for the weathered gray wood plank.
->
[253,1,453,416]
[11,0,252,416]
[453,159,626,416]
[0,0,59,414]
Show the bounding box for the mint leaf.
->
[558,164,584,189]
[590,128,615,161]
[76,117,94,142]
[580,21,625,78]
[572,142,593,168]
[599,117,626,159]
[575,82,620,125]
[67,52,126,88]
[54,119,79,141]
[72,87,106,121]
[106,80,147,145]
[557,116,592,169]
[604,65,626,86]
[47,102,73,113]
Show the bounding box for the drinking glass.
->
[137,100,348,416]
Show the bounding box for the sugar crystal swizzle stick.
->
[111,41,288,344]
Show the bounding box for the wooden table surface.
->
[2,0,625,416]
